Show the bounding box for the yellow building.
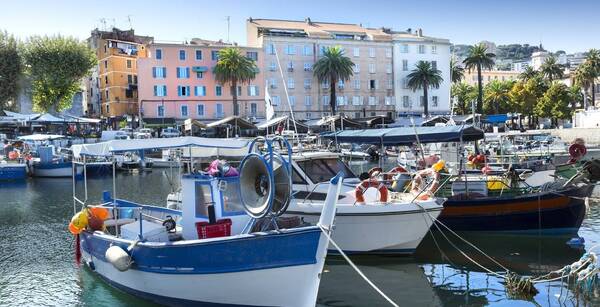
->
[86,28,153,119]
[463,70,520,86]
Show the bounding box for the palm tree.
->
[313,46,354,116]
[519,66,538,81]
[540,55,564,81]
[407,61,443,116]
[483,80,513,114]
[451,82,477,115]
[584,49,600,105]
[463,43,495,114]
[450,58,464,83]
[575,62,596,108]
[213,48,258,116]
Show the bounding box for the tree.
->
[0,30,22,111]
[509,76,547,128]
[463,43,495,114]
[537,82,572,127]
[568,85,584,110]
[451,82,477,115]
[483,80,513,114]
[313,46,354,116]
[213,47,258,116]
[583,49,600,105]
[574,62,596,108]
[22,35,96,113]
[407,61,443,116]
[540,55,564,81]
[450,57,464,83]
[518,66,538,81]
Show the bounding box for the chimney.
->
[417,28,423,37]
[248,17,253,22]
[407,28,412,34]
[305,17,312,25]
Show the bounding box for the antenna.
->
[226,16,231,43]
[99,18,107,30]
[127,15,133,29]
[111,18,116,29]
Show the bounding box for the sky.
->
[2,0,599,53]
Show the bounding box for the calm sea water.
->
[1,166,599,306]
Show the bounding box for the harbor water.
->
[1,167,599,306]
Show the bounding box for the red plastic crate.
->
[195,219,232,239]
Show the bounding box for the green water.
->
[0,169,599,306]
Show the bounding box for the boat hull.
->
[33,162,83,177]
[80,227,328,307]
[0,163,27,180]
[85,162,112,176]
[438,184,592,233]
[287,201,442,254]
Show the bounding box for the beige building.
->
[464,70,520,86]
[247,18,396,120]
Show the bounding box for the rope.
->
[318,224,399,307]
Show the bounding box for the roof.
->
[306,115,363,129]
[391,32,451,44]
[321,125,484,145]
[206,116,256,129]
[256,115,309,132]
[249,18,392,41]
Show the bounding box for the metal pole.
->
[72,159,76,214]
[273,45,300,145]
[83,155,88,202]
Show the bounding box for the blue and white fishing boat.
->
[0,161,27,180]
[69,137,341,306]
[32,146,83,177]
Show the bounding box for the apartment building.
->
[86,28,153,119]
[247,18,396,120]
[464,70,520,86]
[392,29,451,115]
[137,39,265,123]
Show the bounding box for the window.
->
[181,105,189,117]
[403,78,410,89]
[403,96,410,108]
[369,47,375,57]
[303,62,312,71]
[194,86,206,96]
[321,80,329,89]
[338,79,345,89]
[304,79,311,89]
[106,104,110,114]
[250,103,257,116]
[369,63,376,73]
[178,85,190,96]
[196,72,204,79]
[269,62,277,71]
[267,43,275,55]
[386,64,392,74]
[153,85,167,96]
[272,96,281,106]
[287,61,294,71]
[157,105,165,117]
[306,112,312,119]
[285,44,296,55]
[245,51,257,61]
[387,79,393,89]
[432,96,438,107]
[303,45,313,56]
[385,96,393,105]
[104,44,107,53]
[179,50,186,60]
[216,103,224,118]
[353,47,360,57]
[197,104,205,117]
[176,67,190,78]
[287,78,295,89]
[385,48,392,58]
[353,79,360,90]
[289,96,296,106]
[127,75,133,84]
[270,78,278,89]
[156,49,162,59]
[336,96,347,106]
[230,86,242,96]
[431,45,437,54]
[195,50,202,60]
[319,46,327,56]
[215,86,222,96]
[105,90,109,100]
[369,79,377,89]
[322,95,330,106]
[153,67,167,78]
[352,96,362,105]
[304,95,311,106]
[402,60,408,71]
[418,45,425,54]
[368,96,376,105]
[248,85,259,96]
[104,60,107,69]
[105,76,108,84]
[353,63,360,73]
[431,61,437,71]
[127,59,132,69]
[401,44,409,53]
[211,50,219,60]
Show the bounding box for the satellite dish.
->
[239,154,273,218]
[270,153,292,216]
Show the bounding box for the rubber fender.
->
[105,245,131,272]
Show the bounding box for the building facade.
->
[392,29,451,115]
[137,39,265,123]
[86,28,153,118]
[247,18,396,120]
[464,70,520,86]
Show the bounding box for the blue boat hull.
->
[0,164,27,181]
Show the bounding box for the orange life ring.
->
[355,178,388,204]
[410,168,441,200]
[384,166,409,181]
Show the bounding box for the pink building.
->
[138,39,265,124]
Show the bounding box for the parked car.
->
[161,127,180,138]
[134,128,153,139]
[101,131,130,141]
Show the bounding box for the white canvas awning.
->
[256,116,288,129]
[71,136,251,158]
[33,113,66,122]
[17,134,66,141]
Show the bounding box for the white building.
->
[392,29,451,115]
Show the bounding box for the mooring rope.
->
[318,224,399,307]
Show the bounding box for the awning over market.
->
[321,125,484,145]
[256,115,308,133]
[206,116,256,130]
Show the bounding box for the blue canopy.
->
[484,114,508,124]
[321,125,484,145]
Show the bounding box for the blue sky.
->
[2,0,598,53]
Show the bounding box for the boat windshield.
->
[296,158,356,183]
